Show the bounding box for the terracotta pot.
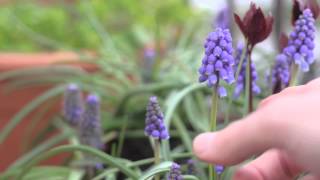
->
[0,52,96,171]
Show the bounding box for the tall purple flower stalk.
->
[63,83,83,126]
[167,163,183,180]
[215,7,231,29]
[198,28,235,97]
[80,94,103,148]
[271,54,291,90]
[284,8,316,72]
[79,94,103,169]
[142,47,156,82]
[272,8,316,88]
[234,42,260,98]
[144,96,169,140]
[186,159,196,175]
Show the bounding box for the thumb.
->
[193,110,284,165]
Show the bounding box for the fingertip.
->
[193,132,216,162]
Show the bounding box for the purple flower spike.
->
[167,162,183,180]
[199,28,235,97]
[284,9,316,72]
[215,7,231,29]
[63,83,83,126]
[145,96,169,140]
[233,42,261,98]
[215,165,224,175]
[80,94,103,149]
[79,94,104,170]
[271,8,315,91]
[186,159,196,175]
[271,54,291,89]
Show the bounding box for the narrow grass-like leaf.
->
[116,116,128,157]
[9,10,70,50]
[16,145,139,180]
[23,166,83,180]
[0,86,65,144]
[164,83,205,128]
[172,115,193,152]
[182,175,201,180]
[115,81,186,116]
[9,131,72,169]
[183,95,208,132]
[161,84,204,160]
[138,161,173,180]
[68,169,85,180]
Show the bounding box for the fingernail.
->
[193,132,216,158]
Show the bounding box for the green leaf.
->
[164,83,205,128]
[182,175,200,180]
[0,86,65,144]
[9,131,72,169]
[161,83,205,160]
[68,168,85,180]
[139,161,173,180]
[22,166,84,180]
[114,81,186,116]
[172,115,192,152]
[183,95,208,132]
[16,145,139,180]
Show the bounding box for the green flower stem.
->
[289,64,299,86]
[209,86,218,180]
[245,46,253,114]
[224,40,248,124]
[210,87,218,132]
[154,140,161,180]
[116,116,128,157]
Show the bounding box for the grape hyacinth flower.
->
[283,8,316,72]
[271,54,291,91]
[142,46,156,82]
[167,163,183,180]
[63,83,83,126]
[144,96,169,140]
[80,94,103,148]
[79,94,103,169]
[215,165,224,175]
[292,0,319,25]
[186,159,196,175]
[198,28,235,97]
[234,42,261,98]
[215,7,231,29]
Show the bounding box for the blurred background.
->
[0,0,319,174]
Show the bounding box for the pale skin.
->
[193,78,320,180]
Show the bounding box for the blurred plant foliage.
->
[0,0,202,51]
[0,0,288,179]
[0,0,218,179]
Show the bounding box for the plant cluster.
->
[0,0,319,180]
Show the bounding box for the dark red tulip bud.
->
[279,32,289,52]
[306,0,320,19]
[292,0,319,24]
[234,3,274,49]
[292,0,303,25]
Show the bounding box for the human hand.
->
[193,78,320,180]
